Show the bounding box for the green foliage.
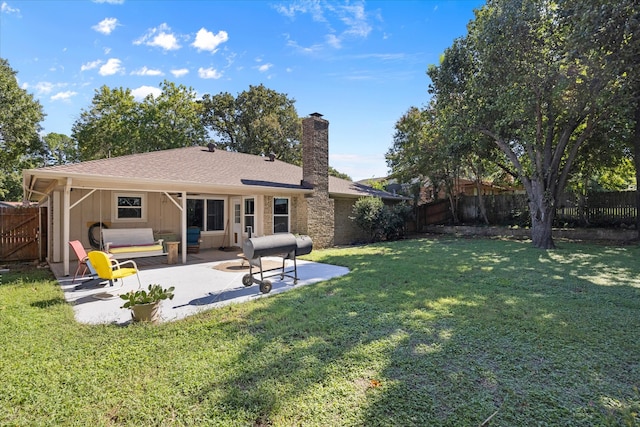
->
[351,196,384,241]
[2,239,640,425]
[120,284,175,308]
[351,197,411,242]
[72,81,207,161]
[426,0,640,248]
[0,58,46,200]
[138,81,207,152]
[201,84,302,164]
[328,166,351,181]
[42,133,79,166]
[362,178,387,191]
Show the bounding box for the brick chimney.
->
[302,112,329,192]
[301,113,334,248]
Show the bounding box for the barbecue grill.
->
[241,233,313,293]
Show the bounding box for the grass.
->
[1,236,640,426]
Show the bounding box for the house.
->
[23,113,403,275]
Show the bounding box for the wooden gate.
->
[0,207,45,262]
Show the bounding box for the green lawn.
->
[1,237,639,426]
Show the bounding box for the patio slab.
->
[54,251,349,325]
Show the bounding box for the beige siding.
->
[66,190,183,251]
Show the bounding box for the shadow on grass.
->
[30,297,67,309]
[182,237,640,425]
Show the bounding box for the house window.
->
[187,198,225,232]
[244,198,255,234]
[114,193,146,221]
[273,197,289,233]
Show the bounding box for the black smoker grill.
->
[241,233,313,294]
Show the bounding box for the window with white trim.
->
[114,193,146,221]
[273,197,289,233]
[187,198,225,232]
[244,198,255,234]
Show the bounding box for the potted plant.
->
[120,284,175,323]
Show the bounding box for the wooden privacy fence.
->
[417,191,637,229]
[459,191,637,227]
[0,207,46,262]
[555,191,636,226]
[416,200,453,227]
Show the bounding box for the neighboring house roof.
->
[24,146,401,201]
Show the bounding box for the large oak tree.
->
[201,84,302,165]
[428,0,639,248]
[0,58,45,200]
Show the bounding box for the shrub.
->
[351,197,412,242]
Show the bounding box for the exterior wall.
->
[261,194,306,237]
[263,196,273,235]
[58,189,183,260]
[305,192,335,247]
[333,197,368,245]
[51,188,279,262]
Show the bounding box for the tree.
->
[72,86,140,160]
[42,133,79,166]
[0,58,45,200]
[73,81,207,161]
[328,166,351,181]
[386,105,463,222]
[201,84,302,164]
[138,81,207,152]
[428,0,639,248]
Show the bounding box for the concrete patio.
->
[50,248,349,325]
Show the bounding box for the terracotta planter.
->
[130,301,161,323]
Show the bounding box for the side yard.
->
[1,237,639,426]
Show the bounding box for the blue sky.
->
[1,0,483,181]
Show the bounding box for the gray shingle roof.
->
[27,146,401,200]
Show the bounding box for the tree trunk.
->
[529,180,556,249]
[475,179,489,225]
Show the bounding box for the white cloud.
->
[326,34,341,49]
[134,23,181,51]
[279,1,373,52]
[171,68,189,78]
[1,2,20,15]
[285,37,323,55]
[131,85,162,101]
[273,1,326,23]
[198,67,222,79]
[81,59,102,71]
[51,91,77,101]
[257,63,273,72]
[34,81,55,94]
[191,27,228,52]
[99,58,123,76]
[131,66,164,76]
[92,17,119,35]
[339,3,371,38]
[92,0,124,4]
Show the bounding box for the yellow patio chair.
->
[87,250,142,289]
